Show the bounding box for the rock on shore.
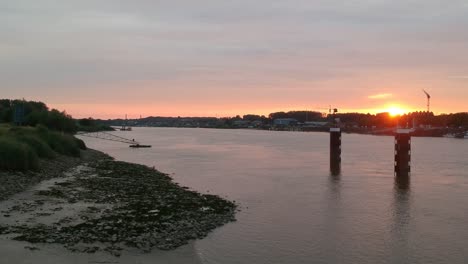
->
[0,152,237,256]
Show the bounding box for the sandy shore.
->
[0,149,236,262]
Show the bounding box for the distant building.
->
[273,118,298,127]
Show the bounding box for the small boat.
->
[129,144,152,148]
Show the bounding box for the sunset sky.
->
[2,0,468,118]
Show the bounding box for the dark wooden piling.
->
[395,129,411,177]
[330,128,341,175]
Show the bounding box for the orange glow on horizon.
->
[386,106,407,117]
[50,101,442,120]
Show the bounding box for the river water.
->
[80,127,468,264]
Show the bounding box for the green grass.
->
[0,137,39,171]
[0,124,86,171]
[38,130,81,157]
[17,135,56,159]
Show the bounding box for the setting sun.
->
[387,106,406,117]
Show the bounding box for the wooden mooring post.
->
[330,128,341,175]
[395,129,411,177]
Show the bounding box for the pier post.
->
[395,129,411,177]
[330,128,341,175]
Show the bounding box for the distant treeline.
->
[76,118,115,132]
[269,111,468,128]
[99,110,468,129]
[0,99,113,133]
[334,111,468,128]
[268,111,323,122]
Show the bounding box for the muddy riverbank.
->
[0,150,237,257]
[0,150,107,201]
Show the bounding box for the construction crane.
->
[422,90,431,112]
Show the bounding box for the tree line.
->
[263,111,468,128]
[0,99,113,133]
[99,110,468,129]
[334,111,468,128]
[0,99,77,133]
[4,99,465,131]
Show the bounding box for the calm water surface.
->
[81,127,468,264]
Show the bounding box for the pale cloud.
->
[368,93,393,100]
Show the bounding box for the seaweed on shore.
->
[0,159,237,255]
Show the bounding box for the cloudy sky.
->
[2,0,468,118]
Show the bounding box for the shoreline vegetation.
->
[0,125,86,171]
[0,148,237,256]
[0,99,114,134]
[0,99,113,171]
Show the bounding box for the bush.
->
[18,135,56,159]
[39,131,81,157]
[0,138,39,171]
[31,125,81,157]
[0,125,83,171]
[36,124,50,137]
